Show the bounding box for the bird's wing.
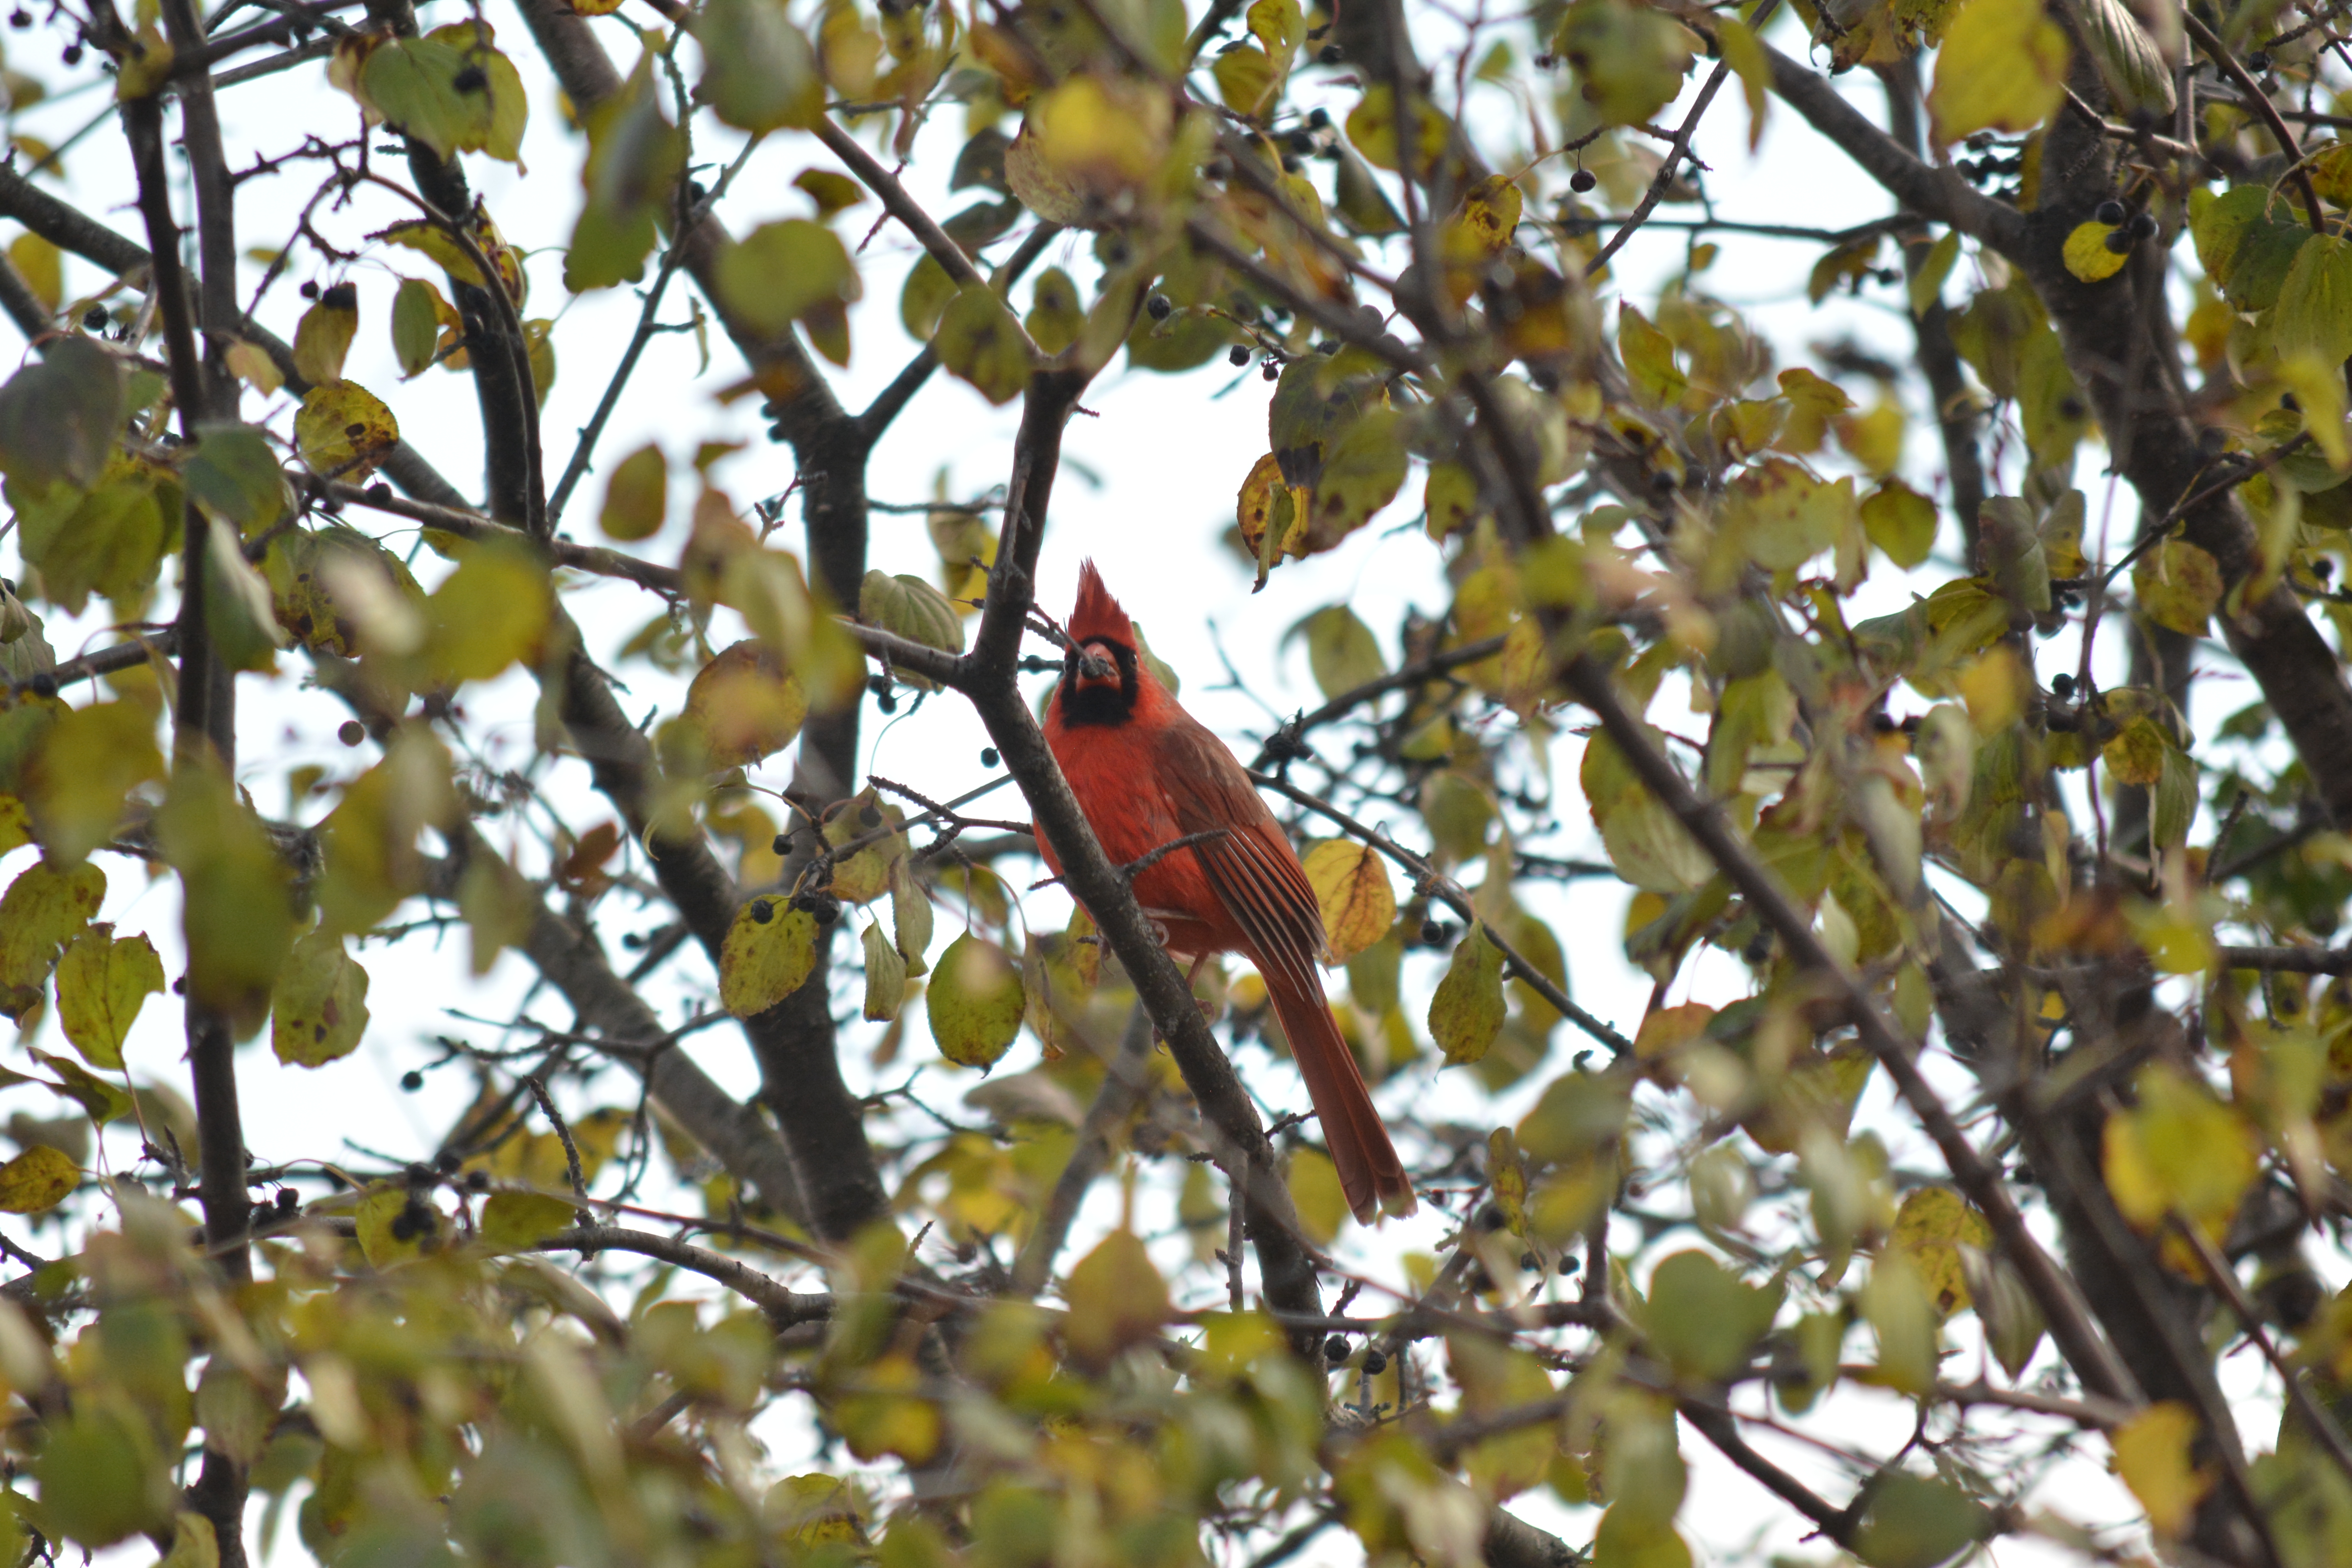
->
[1152,718,1329,980]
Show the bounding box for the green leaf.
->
[1429,925,1506,1064]
[0,857,104,1019]
[683,639,807,768]
[900,253,956,341]
[29,1047,132,1123]
[1887,1187,1992,1317]
[1307,406,1411,548]
[1861,479,1938,568]
[1619,304,1687,406]
[936,283,1033,405]
[424,539,551,684]
[54,925,163,1070]
[391,277,442,377]
[1926,0,2068,145]
[270,929,369,1068]
[30,1407,172,1547]
[1552,0,1693,129]
[858,570,965,686]
[1722,458,1858,571]
[0,1145,75,1212]
[156,764,294,1037]
[927,931,1025,1070]
[349,34,494,160]
[695,0,824,132]
[24,699,163,866]
[565,62,685,292]
[2191,186,2308,310]
[1859,1251,1938,1395]
[714,220,861,336]
[599,443,667,541]
[719,896,820,1016]
[1344,83,1449,172]
[1642,1250,1783,1382]
[481,1190,578,1247]
[203,516,289,673]
[1286,604,1386,700]
[2273,231,2352,370]
[355,1184,432,1267]
[0,335,124,492]
[184,425,287,537]
[1849,1472,1993,1568]
[1907,229,1960,313]
[1024,267,1083,355]
[861,919,908,1022]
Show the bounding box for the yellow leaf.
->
[684,639,806,768]
[2112,1401,2210,1537]
[2102,1063,2258,1245]
[355,1185,433,1266]
[1062,1230,1169,1367]
[1927,0,2068,145]
[270,929,369,1068]
[291,285,359,386]
[2132,538,2223,636]
[1300,839,1395,964]
[1428,926,1506,1064]
[0,858,105,1020]
[926,932,1025,1070]
[2062,220,2129,283]
[0,1146,76,1213]
[1887,1187,1992,1318]
[423,539,551,684]
[293,381,400,480]
[1287,1146,1348,1246]
[718,897,820,1017]
[54,925,164,1071]
[7,233,59,314]
[481,1191,578,1247]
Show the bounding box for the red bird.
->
[1038,562,1415,1224]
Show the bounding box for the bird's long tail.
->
[1262,964,1415,1224]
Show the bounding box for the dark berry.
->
[1228,344,1251,367]
[299,280,319,299]
[465,1170,489,1190]
[1318,42,1342,62]
[750,898,774,924]
[1306,108,1329,129]
[875,688,897,713]
[338,720,365,746]
[772,833,791,855]
[1870,710,1896,733]
[1324,1335,1350,1363]
[365,482,390,502]
[1478,1201,1506,1231]
[1421,920,1446,946]
[452,64,487,93]
[2247,49,2272,71]
[2050,673,2076,698]
[2094,198,2125,226]
[1362,1350,1388,1374]
[8,13,29,28]
[860,802,882,827]
[389,1210,419,1241]
[1281,154,1300,173]
[1520,1251,1541,1271]
[274,1188,299,1212]
[980,747,1000,767]
[1261,361,1279,382]
[1569,168,1596,194]
[1145,293,1173,320]
[2104,228,2132,254]
[2318,558,2337,581]
[319,281,356,311]
[2284,391,2302,412]
[399,1070,424,1091]
[2130,211,2158,238]
[61,44,79,64]
[80,306,105,332]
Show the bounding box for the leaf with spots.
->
[719,897,819,1017]
[270,929,370,1068]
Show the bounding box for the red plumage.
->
[1039,561,1415,1223]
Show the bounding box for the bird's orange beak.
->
[1072,639,1122,689]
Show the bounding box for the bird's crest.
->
[1070,560,1135,648]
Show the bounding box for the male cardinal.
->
[1038,562,1415,1223]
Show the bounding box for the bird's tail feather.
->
[1264,966,1415,1224]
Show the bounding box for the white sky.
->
[0,0,2282,1561]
